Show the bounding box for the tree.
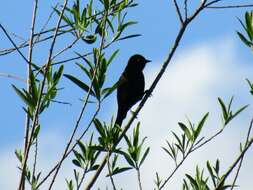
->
[0,0,253,189]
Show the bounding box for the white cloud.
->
[1,38,253,190]
[136,39,253,190]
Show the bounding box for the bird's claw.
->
[144,89,152,97]
[130,110,138,119]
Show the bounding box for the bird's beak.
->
[145,59,151,63]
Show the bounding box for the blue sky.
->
[0,0,253,189]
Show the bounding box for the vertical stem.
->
[137,168,143,190]
[18,0,38,189]
[107,153,117,190]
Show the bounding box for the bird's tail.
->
[115,108,127,127]
[115,115,123,127]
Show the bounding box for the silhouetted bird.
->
[115,54,151,126]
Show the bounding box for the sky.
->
[0,0,253,190]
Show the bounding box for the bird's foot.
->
[144,89,152,97]
[130,110,138,119]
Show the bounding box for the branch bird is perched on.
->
[115,54,151,126]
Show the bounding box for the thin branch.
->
[107,153,117,190]
[0,23,29,64]
[231,117,253,190]
[137,169,143,190]
[18,0,39,189]
[76,166,88,190]
[184,0,188,20]
[0,72,26,82]
[173,0,184,24]
[207,4,253,9]
[31,138,38,190]
[215,137,253,190]
[159,146,192,190]
[33,3,58,44]
[191,129,223,151]
[0,32,66,56]
[51,37,80,60]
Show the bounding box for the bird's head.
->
[126,54,151,72]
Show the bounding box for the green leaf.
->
[64,74,95,96]
[237,31,251,47]
[123,153,135,168]
[139,147,150,167]
[206,161,216,187]
[194,113,209,141]
[15,149,23,163]
[245,12,253,40]
[178,122,192,141]
[218,97,228,122]
[102,82,118,100]
[12,85,35,109]
[72,159,82,167]
[94,119,106,137]
[110,167,132,176]
[116,34,141,41]
[82,35,97,44]
[107,49,119,66]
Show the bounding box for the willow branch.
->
[18,0,39,189]
[231,117,253,190]
[207,4,253,9]
[173,0,184,24]
[0,23,29,64]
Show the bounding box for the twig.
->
[31,138,38,190]
[18,0,39,189]
[107,153,117,190]
[191,129,223,151]
[215,137,253,190]
[33,3,58,44]
[207,4,253,9]
[137,169,143,190]
[77,166,88,190]
[0,23,29,64]
[173,0,184,24]
[0,72,26,82]
[51,99,72,106]
[51,37,80,60]
[184,0,188,20]
[231,117,253,190]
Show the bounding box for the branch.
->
[231,117,253,190]
[173,0,184,24]
[215,136,253,190]
[18,0,39,189]
[0,72,25,82]
[207,4,253,9]
[0,23,29,64]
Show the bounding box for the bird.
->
[115,54,151,126]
